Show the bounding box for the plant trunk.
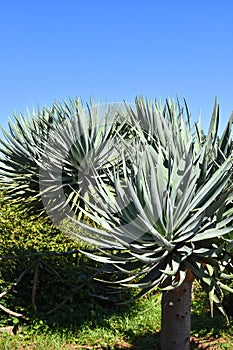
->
[161,271,194,350]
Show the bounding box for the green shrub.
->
[0,193,106,326]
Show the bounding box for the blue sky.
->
[0,0,232,133]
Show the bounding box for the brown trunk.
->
[161,270,194,350]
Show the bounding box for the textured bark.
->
[161,272,194,350]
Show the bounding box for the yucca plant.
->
[0,98,125,219]
[0,103,65,215]
[38,100,127,224]
[1,97,233,350]
[37,98,233,350]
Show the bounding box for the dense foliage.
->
[0,193,103,322]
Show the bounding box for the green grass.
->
[1,287,233,350]
[0,294,162,350]
[0,294,233,349]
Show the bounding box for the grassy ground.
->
[1,282,233,349]
[1,197,233,349]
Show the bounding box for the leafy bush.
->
[0,192,108,326]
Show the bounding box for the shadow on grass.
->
[1,246,233,350]
[191,311,229,336]
[32,280,163,349]
[0,246,163,349]
[127,331,161,350]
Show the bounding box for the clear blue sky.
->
[0,0,232,132]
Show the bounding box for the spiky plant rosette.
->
[38,101,130,225]
[0,103,66,214]
[61,99,233,318]
[0,98,129,218]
